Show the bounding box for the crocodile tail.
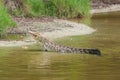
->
[81,48,101,56]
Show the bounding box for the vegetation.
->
[11,0,90,17]
[0,0,90,34]
[0,1,16,34]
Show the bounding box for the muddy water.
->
[0,12,120,80]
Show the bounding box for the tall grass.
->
[0,1,16,34]
[26,0,90,18]
[26,0,45,16]
[50,0,90,18]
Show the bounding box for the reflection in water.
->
[0,12,120,80]
[29,53,51,67]
[0,50,119,80]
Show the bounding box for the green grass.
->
[51,0,90,18]
[26,0,45,16]
[1,0,90,18]
[26,0,90,18]
[0,1,16,34]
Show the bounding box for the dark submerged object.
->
[83,48,101,56]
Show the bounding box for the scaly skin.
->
[29,31,101,56]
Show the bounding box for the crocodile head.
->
[28,31,43,41]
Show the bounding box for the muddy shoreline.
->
[91,4,120,14]
[91,0,120,9]
[0,19,95,47]
[91,0,120,14]
[7,19,95,38]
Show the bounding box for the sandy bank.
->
[91,5,120,14]
[44,19,95,39]
[0,40,35,47]
[0,19,95,47]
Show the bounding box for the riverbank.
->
[91,4,120,14]
[1,3,120,47]
[0,19,95,47]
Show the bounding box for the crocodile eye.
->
[34,35,37,37]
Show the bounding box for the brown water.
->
[0,12,120,80]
